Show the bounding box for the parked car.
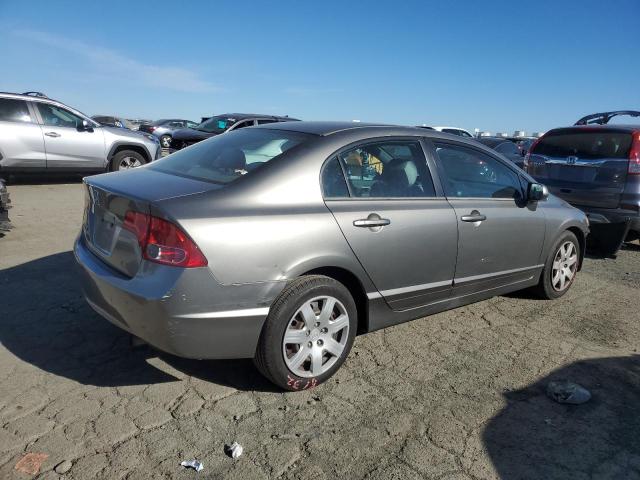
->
[0,92,160,173]
[525,122,640,247]
[512,137,537,156]
[431,126,474,138]
[475,137,525,168]
[91,115,135,130]
[170,113,298,150]
[75,121,588,390]
[126,119,153,131]
[138,119,199,148]
[0,178,10,231]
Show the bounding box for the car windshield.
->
[193,115,238,133]
[149,128,314,184]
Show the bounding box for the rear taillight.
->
[123,211,207,268]
[523,136,542,171]
[629,132,640,175]
[148,126,157,132]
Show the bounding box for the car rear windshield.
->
[149,128,314,184]
[533,130,632,160]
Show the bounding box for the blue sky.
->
[1,0,638,134]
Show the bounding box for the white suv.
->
[0,92,160,174]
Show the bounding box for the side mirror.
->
[78,119,94,132]
[528,182,548,202]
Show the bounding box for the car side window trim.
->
[321,136,442,201]
[430,139,526,200]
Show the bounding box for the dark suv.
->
[525,115,640,245]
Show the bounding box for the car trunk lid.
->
[528,128,633,208]
[82,168,221,277]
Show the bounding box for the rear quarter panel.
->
[155,140,377,292]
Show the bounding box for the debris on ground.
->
[225,441,243,459]
[546,380,592,404]
[55,459,73,474]
[0,179,11,232]
[14,452,49,475]
[180,459,204,472]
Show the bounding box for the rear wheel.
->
[110,150,146,171]
[535,231,580,299]
[254,275,357,391]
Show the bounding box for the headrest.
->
[215,148,246,170]
[384,159,418,186]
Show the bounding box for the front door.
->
[432,141,546,296]
[35,102,106,170]
[322,139,458,311]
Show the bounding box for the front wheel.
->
[534,231,580,299]
[110,150,146,171]
[254,275,357,391]
[159,135,172,149]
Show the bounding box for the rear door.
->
[527,128,632,208]
[0,98,46,169]
[322,138,458,311]
[34,102,106,170]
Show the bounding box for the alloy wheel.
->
[551,241,577,292]
[282,296,350,378]
[118,156,142,170]
[161,136,172,148]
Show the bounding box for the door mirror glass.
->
[528,182,548,201]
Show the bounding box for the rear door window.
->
[434,143,523,199]
[533,130,632,160]
[0,98,32,123]
[337,140,436,198]
[321,158,349,198]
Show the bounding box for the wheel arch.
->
[566,225,586,271]
[107,143,152,170]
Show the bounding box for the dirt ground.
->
[1,181,639,480]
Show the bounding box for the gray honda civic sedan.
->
[75,122,589,390]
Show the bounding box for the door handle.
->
[44,132,61,138]
[461,211,486,222]
[353,218,391,228]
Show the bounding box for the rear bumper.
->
[74,236,280,359]
[573,205,640,232]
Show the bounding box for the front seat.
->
[370,159,423,197]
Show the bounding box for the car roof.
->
[214,113,296,121]
[255,120,478,139]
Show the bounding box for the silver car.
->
[75,122,589,390]
[0,92,160,173]
[137,119,199,148]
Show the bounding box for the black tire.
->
[534,231,580,300]
[110,150,146,171]
[159,135,172,149]
[254,275,357,391]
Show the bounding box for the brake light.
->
[148,126,157,132]
[523,136,542,171]
[629,131,640,175]
[123,211,207,267]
